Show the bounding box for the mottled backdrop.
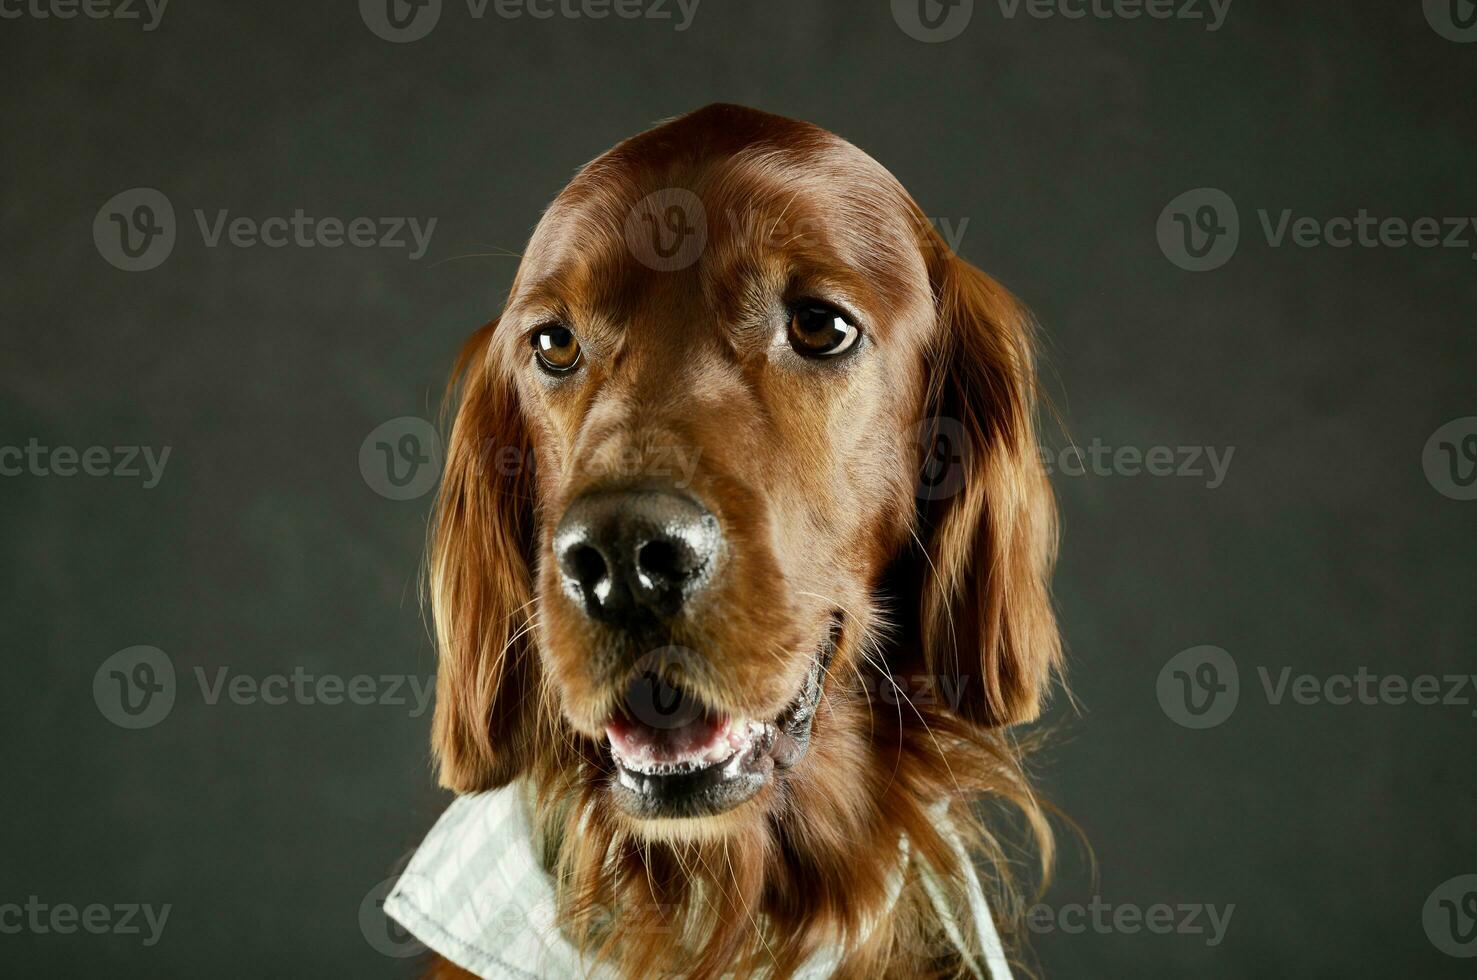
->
[2,1,1474,976]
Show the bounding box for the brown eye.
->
[532,323,581,373]
[787,303,860,357]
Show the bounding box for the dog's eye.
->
[787,303,860,358]
[532,324,582,374]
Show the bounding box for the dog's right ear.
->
[427,318,539,793]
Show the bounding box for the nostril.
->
[567,544,609,591]
[636,539,690,584]
[556,490,719,624]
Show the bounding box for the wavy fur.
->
[422,104,1063,980]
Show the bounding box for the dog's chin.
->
[602,622,838,829]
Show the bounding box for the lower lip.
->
[605,716,766,776]
[605,720,780,819]
[607,747,774,820]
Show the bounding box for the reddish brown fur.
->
[425,104,1062,979]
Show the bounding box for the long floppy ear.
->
[427,318,540,792]
[916,250,1062,728]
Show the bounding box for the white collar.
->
[385,784,1012,979]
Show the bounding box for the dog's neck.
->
[526,704,1019,979]
[386,780,1013,980]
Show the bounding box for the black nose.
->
[554,489,721,626]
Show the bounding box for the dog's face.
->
[502,113,936,828]
[430,105,1060,846]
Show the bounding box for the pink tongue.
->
[607,711,730,765]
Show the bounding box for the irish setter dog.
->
[420,103,1061,979]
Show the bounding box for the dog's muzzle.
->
[604,620,839,820]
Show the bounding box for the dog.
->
[394,104,1063,980]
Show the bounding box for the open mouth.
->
[604,621,838,819]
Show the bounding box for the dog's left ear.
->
[914,246,1062,728]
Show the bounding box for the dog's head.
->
[429,105,1059,847]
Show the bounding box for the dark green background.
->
[2,1,1473,976]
